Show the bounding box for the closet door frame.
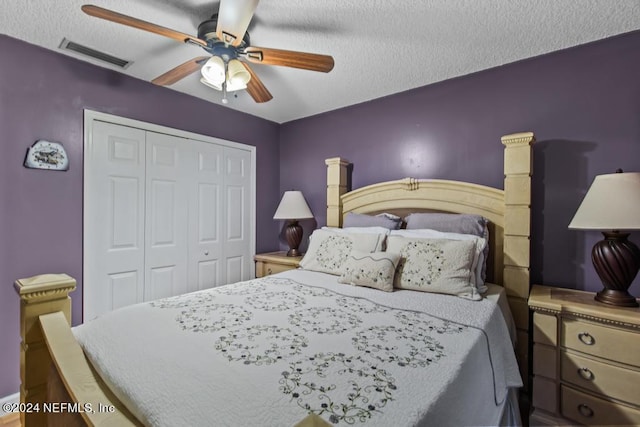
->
[83,110,256,320]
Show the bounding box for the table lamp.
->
[568,170,640,307]
[273,191,314,257]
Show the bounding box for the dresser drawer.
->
[257,262,296,277]
[561,351,640,405]
[561,318,640,366]
[533,343,556,379]
[532,376,557,414]
[561,385,640,426]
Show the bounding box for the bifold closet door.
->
[85,119,254,320]
[187,141,252,291]
[144,132,190,300]
[188,139,223,292]
[84,121,146,321]
[222,147,252,284]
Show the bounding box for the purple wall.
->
[0,35,280,397]
[280,31,640,296]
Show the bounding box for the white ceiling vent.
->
[59,38,132,69]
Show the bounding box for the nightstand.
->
[528,285,640,426]
[254,251,303,278]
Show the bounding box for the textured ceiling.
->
[2,1,640,123]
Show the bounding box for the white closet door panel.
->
[188,140,224,291]
[226,256,244,285]
[222,147,252,282]
[144,132,189,301]
[109,271,139,310]
[85,121,145,321]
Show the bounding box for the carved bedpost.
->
[325,157,350,227]
[14,274,76,427]
[501,131,535,392]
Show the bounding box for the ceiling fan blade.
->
[243,47,334,72]
[242,63,272,103]
[216,0,259,47]
[82,4,207,47]
[152,56,209,86]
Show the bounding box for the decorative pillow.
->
[338,251,400,292]
[386,235,482,300]
[343,212,402,229]
[404,213,490,281]
[299,229,387,275]
[390,229,487,293]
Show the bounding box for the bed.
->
[14,131,535,426]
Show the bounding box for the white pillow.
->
[300,229,387,275]
[338,250,400,292]
[390,229,487,293]
[387,235,482,300]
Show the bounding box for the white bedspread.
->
[73,269,522,427]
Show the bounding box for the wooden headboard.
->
[324,132,535,389]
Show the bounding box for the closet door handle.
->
[204,250,209,256]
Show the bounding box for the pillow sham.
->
[322,226,391,235]
[300,229,386,275]
[404,213,490,281]
[390,229,487,293]
[338,250,401,292]
[386,235,482,300]
[343,212,402,229]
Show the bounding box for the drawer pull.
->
[578,403,594,418]
[578,367,594,381]
[267,268,273,275]
[578,332,595,345]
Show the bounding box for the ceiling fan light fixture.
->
[227,59,251,87]
[201,55,226,85]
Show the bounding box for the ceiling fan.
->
[81,1,335,104]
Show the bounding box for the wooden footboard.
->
[15,274,139,426]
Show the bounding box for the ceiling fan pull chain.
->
[222,60,229,104]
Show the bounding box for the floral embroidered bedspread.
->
[74,269,521,427]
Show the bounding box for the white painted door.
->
[84,112,256,321]
[223,146,252,284]
[188,139,224,292]
[84,121,146,321]
[144,132,190,300]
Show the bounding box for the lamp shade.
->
[227,59,251,91]
[200,77,222,91]
[569,172,640,230]
[201,56,225,85]
[273,191,313,220]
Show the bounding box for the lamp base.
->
[286,248,302,257]
[591,231,640,308]
[284,220,303,257]
[595,289,639,307]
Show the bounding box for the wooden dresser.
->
[254,251,303,278]
[528,285,640,426]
